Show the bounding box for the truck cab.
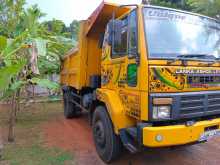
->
[61,2,220,163]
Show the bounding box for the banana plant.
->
[0,5,64,98]
[0,1,75,142]
[0,33,28,94]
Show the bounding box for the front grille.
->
[188,76,220,84]
[150,91,220,120]
[207,93,220,114]
[180,95,205,117]
[179,93,220,118]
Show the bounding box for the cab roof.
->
[86,2,219,35]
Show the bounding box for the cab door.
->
[107,9,141,120]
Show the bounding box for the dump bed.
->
[60,2,130,90]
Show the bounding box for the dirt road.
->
[42,112,220,165]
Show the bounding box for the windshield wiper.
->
[167,54,217,66]
[176,54,216,61]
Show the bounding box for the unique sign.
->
[176,69,220,75]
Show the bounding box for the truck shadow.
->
[112,139,220,165]
[113,146,193,165]
[78,112,220,165]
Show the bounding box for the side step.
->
[119,128,139,153]
[127,127,137,139]
[119,123,152,153]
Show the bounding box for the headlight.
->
[153,106,171,119]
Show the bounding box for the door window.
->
[128,10,138,56]
[112,17,128,57]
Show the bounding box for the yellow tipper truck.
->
[61,1,220,162]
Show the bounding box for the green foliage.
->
[0,60,26,92]
[151,0,220,17]
[17,4,46,37]
[187,0,220,18]
[4,144,73,165]
[69,20,80,40]
[38,56,59,74]
[151,0,179,8]
[0,0,79,100]
[151,0,192,10]
[0,29,29,100]
[1,80,26,100]
[43,19,69,37]
[42,19,80,41]
[0,36,7,51]
[0,0,26,37]
[30,78,60,90]
[1,31,28,62]
[36,35,73,74]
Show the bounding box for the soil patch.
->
[42,112,104,165]
[0,102,74,165]
[42,110,220,165]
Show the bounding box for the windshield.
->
[143,7,220,59]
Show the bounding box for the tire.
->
[92,106,122,163]
[63,89,81,119]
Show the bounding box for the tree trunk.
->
[8,94,16,142]
[15,89,20,121]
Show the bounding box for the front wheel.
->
[92,106,122,163]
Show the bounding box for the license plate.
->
[199,129,220,142]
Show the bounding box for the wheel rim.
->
[94,120,106,148]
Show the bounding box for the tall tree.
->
[17,4,46,37]
[68,20,80,41]
[150,0,192,10]
[0,0,25,37]
[42,19,71,37]
[188,0,220,18]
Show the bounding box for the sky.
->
[26,0,142,25]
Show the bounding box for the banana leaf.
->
[0,60,26,92]
[30,77,59,90]
[0,36,7,52]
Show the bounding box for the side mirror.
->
[113,20,123,45]
[107,20,113,45]
[107,19,123,46]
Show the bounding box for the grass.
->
[0,102,74,165]
[3,144,73,165]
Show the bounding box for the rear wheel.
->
[92,106,122,163]
[63,88,81,118]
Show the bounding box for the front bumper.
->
[142,118,220,147]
